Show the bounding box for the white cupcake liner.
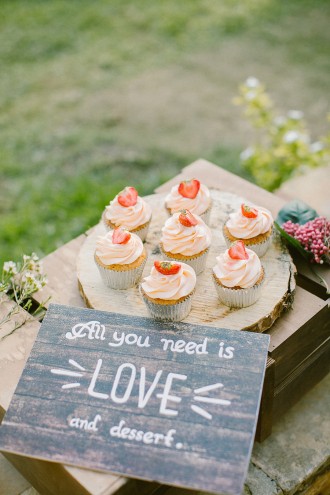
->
[160,244,209,275]
[102,211,151,242]
[140,288,194,322]
[222,225,273,258]
[95,256,147,290]
[212,271,265,308]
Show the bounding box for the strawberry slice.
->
[241,203,258,218]
[112,227,131,245]
[154,260,181,275]
[117,187,138,207]
[228,241,249,260]
[178,179,200,199]
[179,209,198,227]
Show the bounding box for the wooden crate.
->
[1,159,329,494]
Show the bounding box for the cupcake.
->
[102,186,152,241]
[212,241,265,308]
[160,209,212,275]
[164,179,212,224]
[94,227,147,289]
[223,203,273,257]
[140,260,196,321]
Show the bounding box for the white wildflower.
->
[1,253,49,334]
[245,90,257,101]
[31,253,39,262]
[240,147,255,161]
[284,130,309,144]
[273,116,287,127]
[3,261,18,275]
[22,271,36,284]
[34,280,44,291]
[310,141,324,153]
[245,77,260,89]
[283,130,300,143]
[287,110,304,120]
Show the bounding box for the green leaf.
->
[276,200,318,226]
[274,221,313,261]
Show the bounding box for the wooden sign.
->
[0,304,269,495]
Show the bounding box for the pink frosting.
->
[226,205,273,239]
[141,262,196,300]
[104,196,152,230]
[161,212,212,255]
[165,183,211,215]
[213,247,262,288]
[95,230,144,265]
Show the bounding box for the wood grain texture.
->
[255,357,275,443]
[0,452,30,495]
[77,190,296,333]
[0,269,142,495]
[0,297,40,415]
[0,304,270,495]
[1,160,327,495]
[33,234,88,309]
[272,337,330,418]
[290,250,330,301]
[266,286,329,386]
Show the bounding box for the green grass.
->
[1,0,329,263]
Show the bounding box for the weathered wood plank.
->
[289,250,330,301]
[2,449,142,495]
[0,304,269,495]
[267,286,329,386]
[255,357,275,443]
[0,452,31,495]
[0,298,133,495]
[272,337,330,418]
[33,234,88,309]
[0,298,41,415]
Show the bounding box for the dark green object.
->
[276,200,318,226]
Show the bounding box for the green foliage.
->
[1,0,329,263]
[235,78,330,191]
[0,253,49,336]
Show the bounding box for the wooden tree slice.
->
[77,191,296,333]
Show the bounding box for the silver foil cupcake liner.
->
[102,212,151,243]
[212,271,265,308]
[140,288,194,322]
[222,225,273,258]
[95,256,147,290]
[160,245,209,275]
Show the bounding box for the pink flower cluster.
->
[283,217,330,264]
